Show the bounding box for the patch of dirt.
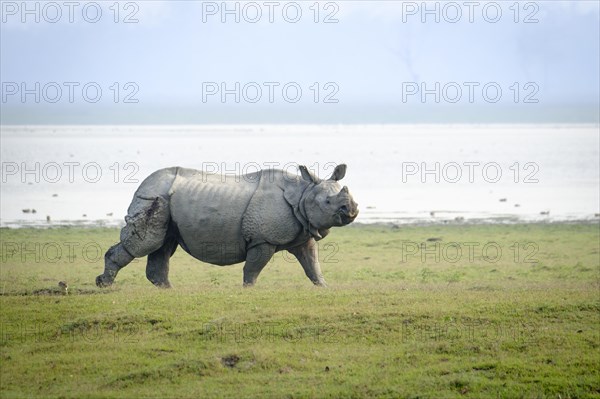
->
[31,288,64,296]
[467,285,497,291]
[0,288,113,296]
[221,355,240,368]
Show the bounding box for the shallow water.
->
[1,124,598,227]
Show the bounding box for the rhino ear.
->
[329,164,347,181]
[299,165,321,184]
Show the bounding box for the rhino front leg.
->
[288,238,327,287]
[243,244,276,287]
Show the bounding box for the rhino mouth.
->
[338,206,358,224]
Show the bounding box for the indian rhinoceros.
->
[96,164,358,288]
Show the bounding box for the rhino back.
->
[130,167,178,202]
[169,168,259,265]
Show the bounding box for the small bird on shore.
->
[58,281,68,295]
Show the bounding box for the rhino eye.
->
[326,199,331,204]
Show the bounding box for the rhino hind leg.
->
[96,243,135,287]
[96,196,172,288]
[146,235,178,288]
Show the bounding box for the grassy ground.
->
[0,223,599,398]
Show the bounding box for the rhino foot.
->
[149,280,172,289]
[96,274,114,288]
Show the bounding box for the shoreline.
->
[1,217,598,230]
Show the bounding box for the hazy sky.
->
[1,1,599,124]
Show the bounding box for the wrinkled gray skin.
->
[96,164,358,288]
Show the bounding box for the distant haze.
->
[1,1,599,124]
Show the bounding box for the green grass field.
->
[1,223,599,398]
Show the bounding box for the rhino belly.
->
[169,175,256,266]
